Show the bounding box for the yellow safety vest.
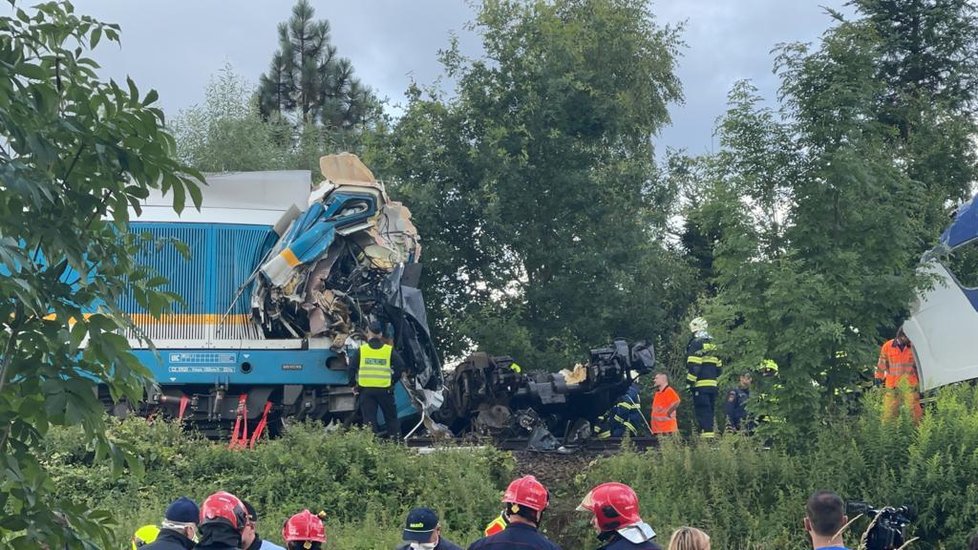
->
[358,343,393,388]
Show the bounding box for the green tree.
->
[688,2,978,446]
[0,2,200,546]
[171,64,291,172]
[373,0,693,364]
[257,0,380,147]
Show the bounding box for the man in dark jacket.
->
[142,496,198,550]
[725,372,753,433]
[348,320,408,438]
[396,507,463,550]
[467,476,562,550]
[196,491,248,550]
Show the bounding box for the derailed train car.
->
[116,155,441,437]
[115,154,654,441]
[905,194,978,391]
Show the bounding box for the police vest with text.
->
[358,343,393,389]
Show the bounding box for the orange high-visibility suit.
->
[876,338,922,422]
[651,385,681,434]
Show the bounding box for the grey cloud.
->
[66,1,846,154]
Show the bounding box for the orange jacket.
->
[876,339,918,389]
[651,385,680,434]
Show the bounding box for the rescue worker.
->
[196,491,249,550]
[282,509,326,550]
[724,372,752,433]
[593,383,646,439]
[875,327,922,422]
[650,372,680,436]
[577,482,660,549]
[141,496,198,550]
[753,359,783,427]
[396,507,463,550]
[243,500,286,550]
[348,319,407,438]
[131,525,160,550]
[467,475,561,550]
[685,317,721,438]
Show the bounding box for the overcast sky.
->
[66,0,849,155]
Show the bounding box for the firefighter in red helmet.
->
[467,475,562,550]
[281,510,326,550]
[578,483,660,549]
[196,491,249,550]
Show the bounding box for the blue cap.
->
[165,496,200,524]
[403,507,438,542]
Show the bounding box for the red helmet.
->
[200,491,248,531]
[502,475,549,512]
[577,482,642,532]
[282,510,327,544]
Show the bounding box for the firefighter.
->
[754,359,783,426]
[281,509,326,550]
[467,475,561,550]
[724,372,752,433]
[685,317,721,438]
[876,327,922,422]
[593,383,646,439]
[577,482,660,549]
[650,372,680,436]
[196,491,249,550]
[131,525,160,550]
[348,320,407,438]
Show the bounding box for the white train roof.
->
[132,170,312,226]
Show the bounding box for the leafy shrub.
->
[42,386,978,548]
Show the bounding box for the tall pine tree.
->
[258,0,378,132]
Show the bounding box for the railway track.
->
[404,436,659,453]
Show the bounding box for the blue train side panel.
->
[113,168,430,435]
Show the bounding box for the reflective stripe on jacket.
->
[484,515,507,536]
[357,343,393,388]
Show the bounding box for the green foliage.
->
[371,0,696,364]
[578,386,978,549]
[45,421,513,549]
[0,1,200,547]
[170,64,293,173]
[678,1,978,448]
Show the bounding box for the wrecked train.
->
[113,154,651,440]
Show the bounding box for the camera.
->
[846,501,915,550]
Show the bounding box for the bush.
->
[41,386,978,548]
[576,386,978,549]
[43,421,512,548]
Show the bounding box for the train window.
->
[947,239,978,289]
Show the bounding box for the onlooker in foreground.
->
[804,490,850,550]
[577,482,660,549]
[282,509,326,550]
[142,496,198,550]
[969,531,978,550]
[467,475,561,550]
[242,500,285,550]
[667,527,710,550]
[396,507,463,550]
[196,491,249,550]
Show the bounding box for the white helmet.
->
[689,317,708,333]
